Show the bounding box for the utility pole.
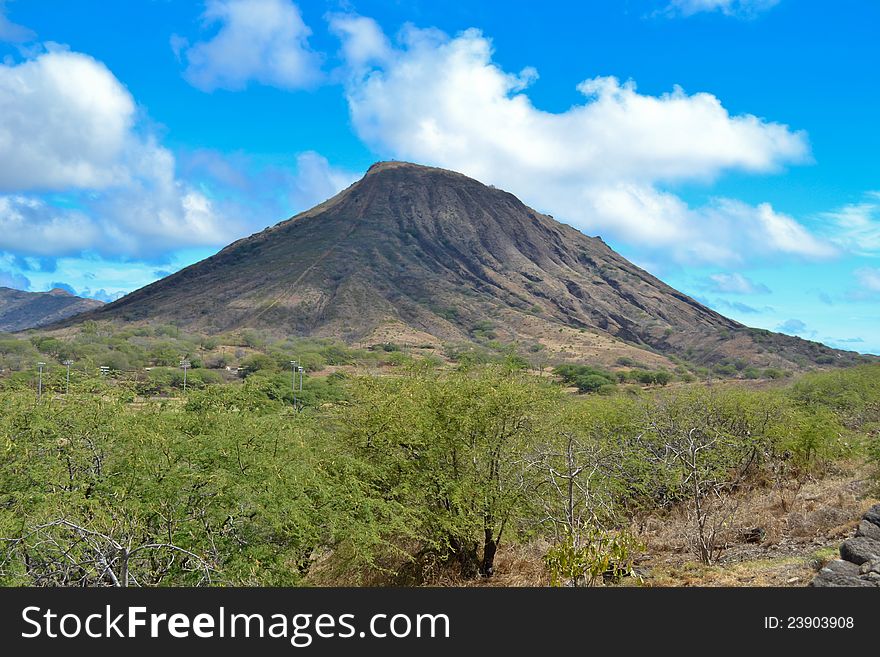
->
[289,360,298,409]
[37,362,46,401]
[63,359,73,394]
[180,359,191,393]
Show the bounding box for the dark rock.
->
[856,518,880,541]
[864,504,880,530]
[810,571,877,587]
[741,527,765,544]
[822,559,860,577]
[859,559,880,575]
[840,536,880,565]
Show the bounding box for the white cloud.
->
[344,26,808,185]
[661,0,780,18]
[0,188,235,260]
[743,201,835,258]
[0,1,34,42]
[0,196,102,255]
[328,13,392,70]
[706,272,770,294]
[0,48,135,191]
[822,192,880,257]
[179,0,321,91]
[0,47,250,258]
[336,21,828,265]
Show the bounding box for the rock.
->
[741,527,765,544]
[840,536,880,565]
[823,559,861,577]
[864,504,880,529]
[859,559,880,575]
[810,571,877,587]
[865,572,880,583]
[856,518,880,541]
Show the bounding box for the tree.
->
[637,388,778,564]
[341,364,558,577]
[528,397,642,586]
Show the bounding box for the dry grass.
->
[308,461,877,588]
[616,460,876,587]
[467,462,874,588]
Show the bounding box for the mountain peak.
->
[71,162,858,369]
[362,160,480,186]
[365,160,436,175]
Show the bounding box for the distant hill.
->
[68,161,865,369]
[0,287,104,332]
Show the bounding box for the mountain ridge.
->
[0,287,104,332]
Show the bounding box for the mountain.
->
[70,161,862,369]
[0,287,104,332]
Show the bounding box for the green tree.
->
[340,365,558,577]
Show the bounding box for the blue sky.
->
[0,0,878,352]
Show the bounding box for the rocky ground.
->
[811,504,880,586]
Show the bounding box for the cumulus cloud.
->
[0,181,248,261]
[343,26,807,184]
[178,0,321,91]
[706,272,770,294]
[0,1,34,42]
[335,20,828,265]
[0,48,135,191]
[0,47,257,259]
[660,0,780,18]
